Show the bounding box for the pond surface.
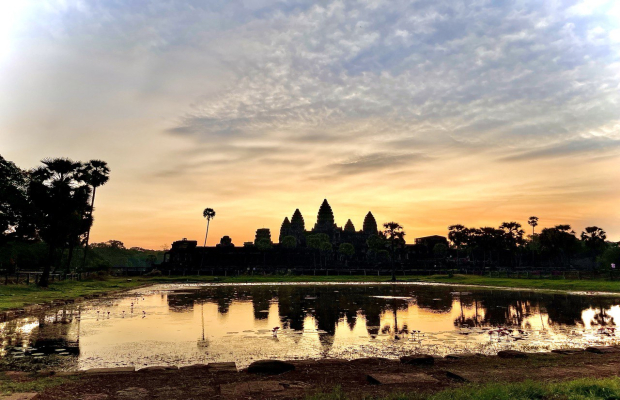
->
[2,282,620,370]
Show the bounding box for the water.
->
[1,282,620,370]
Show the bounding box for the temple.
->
[161,199,447,272]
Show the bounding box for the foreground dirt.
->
[5,349,620,400]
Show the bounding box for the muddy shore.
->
[3,346,620,399]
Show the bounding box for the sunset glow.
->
[1,0,619,248]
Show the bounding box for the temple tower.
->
[290,209,305,232]
[344,219,355,232]
[363,212,378,235]
[290,209,306,245]
[314,199,335,233]
[279,217,291,242]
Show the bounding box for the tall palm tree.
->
[528,216,539,236]
[200,208,216,268]
[80,160,110,269]
[202,208,216,247]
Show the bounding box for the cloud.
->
[2,0,620,246]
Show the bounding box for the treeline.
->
[0,154,113,286]
[446,219,620,270]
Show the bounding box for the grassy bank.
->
[0,278,148,312]
[308,377,620,400]
[2,273,620,312]
[152,273,620,293]
[0,372,77,395]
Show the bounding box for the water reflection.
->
[1,283,620,370]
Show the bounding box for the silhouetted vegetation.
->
[0,155,164,286]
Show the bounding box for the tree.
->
[0,155,35,245]
[528,216,539,236]
[599,244,620,270]
[79,160,110,269]
[581,226,607,267]
[29,158,91,286]
[281,235,297,249]
[338,243,355,266]
[200,208,216,268]
[202,208,216,247]
[448,224,468,268]
[433,243,448,264]
[539,225,579,267]
[500,222,525,268]
[281,235,297,267]
[256,237,272,267]
[383,222,405,282]
[307,233,330,268]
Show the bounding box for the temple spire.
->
[344,219,355,232]
[363,211,378,235]
[314,199,335,232]
[279,217,291,242]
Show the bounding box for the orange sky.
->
[1,1,619,249]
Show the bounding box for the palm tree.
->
[200,208,216,268]
[528,216,539,236]
[80,160,110,269]
[383,222,405,282]
[30,158,86,286]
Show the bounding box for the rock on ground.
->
[246,360,295,374]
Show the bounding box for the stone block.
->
[247,360,295,374]
[137,366,178,372]
[497,350,528,359]
[208,362,237,372]
[586,346,620,354]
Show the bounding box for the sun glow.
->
[0,1,31,64]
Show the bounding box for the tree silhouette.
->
[581,226,607,267]
[200,208,216,268]
[281,235,297,267]
[500,222,525,268]
[448,224,467,268]
[528,216,539,236]
[202,208,216,247]
[383,222,405,282]
[0,155,34,245]
[79,160,110,270]
[338,243,355,266]
[29,158,91,287]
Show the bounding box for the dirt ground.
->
[5,348,620,400]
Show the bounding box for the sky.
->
[1,0,619,249]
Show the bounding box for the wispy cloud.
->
[2,0,620,246]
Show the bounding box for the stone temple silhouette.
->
[162,199,393,271]
[278,199,378,247]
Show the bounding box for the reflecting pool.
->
[2,282,620,370]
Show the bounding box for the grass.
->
[2,273,620,312]
[0,278,148,311]
[306,377,620,400]
[0,372,78,395]
[151,273,620,293]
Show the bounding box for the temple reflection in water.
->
[1,284,620,370]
